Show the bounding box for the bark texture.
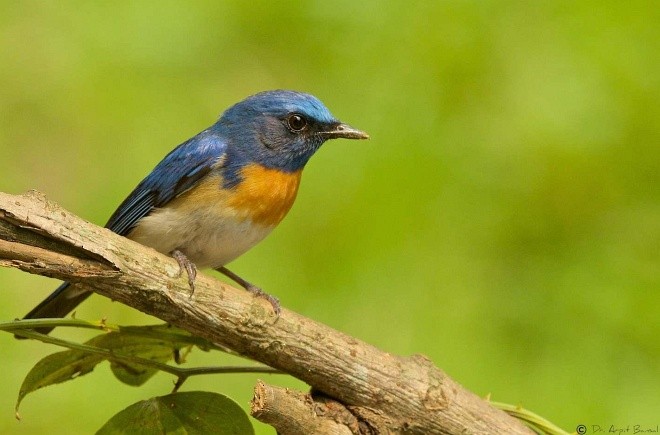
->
[0,191,532,434]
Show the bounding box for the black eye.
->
[287,114,307,132]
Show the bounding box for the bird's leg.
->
[215,266,281,315]
[171,249,197,297]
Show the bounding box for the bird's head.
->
[218,90,368,172]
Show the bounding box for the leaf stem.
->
[492,401,570,435]
[4,321,282,384]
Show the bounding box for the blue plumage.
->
[20,90,368,334]
[108,90,343,235]
[106,129,227,235]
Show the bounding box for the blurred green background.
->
[1,1,658,434]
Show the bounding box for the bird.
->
[20,90,369,335]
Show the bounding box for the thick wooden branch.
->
[251,380,358,434]
[0,191,532,434]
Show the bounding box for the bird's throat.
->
[226,163,302,227]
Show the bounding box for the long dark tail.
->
[16,282,92,338]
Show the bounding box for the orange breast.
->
[227,164,302,226]
[166,164,302,228]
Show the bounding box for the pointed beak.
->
[322,122,370,140]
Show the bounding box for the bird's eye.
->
[287,114,307,132]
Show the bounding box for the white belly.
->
[127,205,274,268]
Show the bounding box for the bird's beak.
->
[323,122,370,140]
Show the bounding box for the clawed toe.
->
[171,249,197,297]
[215,266,281,315]
[246,285,281,316]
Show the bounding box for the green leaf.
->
[96,391,254,435]
[86,333,182,386]
[16,348,105,412]
[118,324,216,352]
[16,326,196,412]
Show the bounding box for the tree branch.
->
[251,381,357,434]
[0,190,533,434]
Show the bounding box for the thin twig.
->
[7,327,282,386]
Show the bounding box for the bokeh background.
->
[1,2,658,434]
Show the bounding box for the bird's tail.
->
[15,282,92,338]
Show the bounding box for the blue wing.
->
[105,128,227,235]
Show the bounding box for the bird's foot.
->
[245,284,281,316]
[171,249,197,297]
[215,266,281,315]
